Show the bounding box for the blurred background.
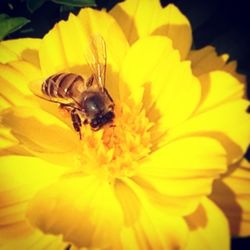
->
[0,0,249,248]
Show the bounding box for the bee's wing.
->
[84,35,107,92]
[29,79,75,106]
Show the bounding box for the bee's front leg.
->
[70,109,82,140]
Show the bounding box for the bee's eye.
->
[83,94,104,116]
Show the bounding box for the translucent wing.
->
[84,34,107,92]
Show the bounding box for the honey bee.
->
[30,36,114,139]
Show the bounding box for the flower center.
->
[77,100,153,180]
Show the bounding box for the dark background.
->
[0,0,249,249]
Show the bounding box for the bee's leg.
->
[64,244,71,250]
[70,109,82,140]
[86,74,94,88]
[83,118,88,125]
[58,103,68,114]
[59,103,68,108]
[59,105,77,123]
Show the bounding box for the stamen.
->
[78,101,154,179]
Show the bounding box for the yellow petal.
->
[120,36,200,130]
[110,1,192,59]
[197,71,245,113]
[188,46,228,76]
[0,155,66,197]
[0,38,40,67]
[209,159,250,236]
[185,198,230,250]
[167,99,250,164]
[135,136,226,215]
[0,97,10,111]
[0,126,18,149]
[223,60,246,84]
[0,230,67,250]
[27,175,124,248]
[0,59,79,166]
[0,155,66,239]
[188,45,246,83]
[0,61,41,107]
[1,106,78,164]
[114,178,189,249]
[39,8,128,100]
[0,76,30,108]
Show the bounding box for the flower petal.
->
[166,72,250,164]
[0,155,66,239]
[114,178,189,249]
[39,8,128,100]
[197,71,245,113]
[0,97,10,111]
[209,159,250,236]
[0,126,18,149]
[120,36,200,130]
[0,61,41,107]
[0,230,67,250]
[1,106,78,166]
[185,198,230,250]
[223,60,246,84]
[188,46,228,76]
[188,46,246,82]
[27,175,124,248]
[0,156,67,250]
[110,1,192,59]
[135,136,227,215]
[0,38,40,66]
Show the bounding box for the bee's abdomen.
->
[42,73,84,98]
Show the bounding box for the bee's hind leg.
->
[70,109,82,140]
[58,103,72,117]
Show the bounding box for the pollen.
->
[77,100,153,180]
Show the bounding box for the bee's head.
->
[82,93,105,118]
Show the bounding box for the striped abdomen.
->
[42,73,84,98]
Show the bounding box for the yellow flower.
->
[0,0,249,249]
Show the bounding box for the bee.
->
[30,36,115,139]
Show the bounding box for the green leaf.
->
[26,0,47,13]
[60,5,78,13]
[0,14,30,40]
[52,0,96,7]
